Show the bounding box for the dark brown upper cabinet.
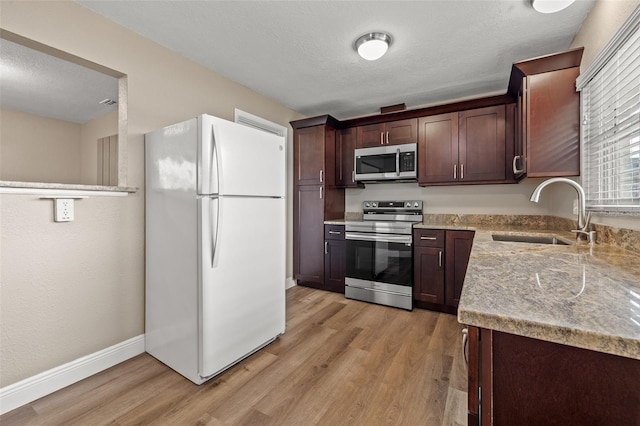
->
[335,127,362,188]
[419,105,510,185]
[294,125,326,186]
[357,118,418,148]
[418,113,459,184]
[509,48,583,178]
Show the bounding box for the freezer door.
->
[146,117,198,194]
[199,115,286,197]
[198,196,286,379]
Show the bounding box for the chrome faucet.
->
[530,178,595,243]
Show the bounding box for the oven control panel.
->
[363,200,423,212]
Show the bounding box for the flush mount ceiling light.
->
[355,32,392,61]
[530,0,576,13]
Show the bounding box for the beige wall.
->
[0,0,302,388]
[80,110,119,185]
[0,109,82,184]
[571,0,640,70]
[346,178,553,215]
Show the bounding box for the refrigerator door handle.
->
[210,197,220,268]
[210,125,220,194]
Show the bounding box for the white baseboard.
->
[0,334,145,415]
[286,277,296,289]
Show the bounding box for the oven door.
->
[345,232,413,287]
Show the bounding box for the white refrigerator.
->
[145,114,286,384]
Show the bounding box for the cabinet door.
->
[418,113,459,184]
[336,127,359,188]
[526,67,580,177]
[357,119,418,148]
[513,77,527,178]
[445,230,474,308]
[324,239,345,293]
[459,105,506,182]
[294,126,325,185]
[294,185,325,287]
[357,123,385,148]
[385,118,418,146]
[413,246,445,304]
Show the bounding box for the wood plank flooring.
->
[1,286,468,425]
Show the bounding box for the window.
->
[578,8,640,213]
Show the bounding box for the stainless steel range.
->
[344,200,423,310]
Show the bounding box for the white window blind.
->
[581,18,640,213]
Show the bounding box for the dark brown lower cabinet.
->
[294,185,325,287]
[324,225,345,294]
[413,229,474,314]
[467,327,640,425]
[445,230,474,308]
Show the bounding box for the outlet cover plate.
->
[54,199,74,222]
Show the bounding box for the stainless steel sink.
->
[491,234,569,245]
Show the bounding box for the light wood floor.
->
[1,286,468,426]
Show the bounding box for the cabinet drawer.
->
[413,229,445,247]
[325,224,345,240]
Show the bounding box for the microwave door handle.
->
[396,148,400,176]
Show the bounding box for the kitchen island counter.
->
[457,229,640,360]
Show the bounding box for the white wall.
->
[0,0,302,388]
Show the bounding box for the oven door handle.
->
[345,232,412,245]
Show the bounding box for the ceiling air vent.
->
[99,98,117,106]
[234,108,287,138]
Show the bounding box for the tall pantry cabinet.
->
[291,116,345,289]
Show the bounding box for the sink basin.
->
[492,234,569,245]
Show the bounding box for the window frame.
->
[577,6,640,214]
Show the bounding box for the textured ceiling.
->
[77,0,595,120]
[7,1,595,123]
[0,39,118,124]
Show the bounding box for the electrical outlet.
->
[54,199,74,222]
[572,199,579,215]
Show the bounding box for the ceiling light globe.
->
[358,40,388,61]
[355,32,391,61]
[531,0,576,13]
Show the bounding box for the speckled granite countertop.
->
[457,229,640,360]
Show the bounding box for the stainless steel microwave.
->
[354,143,417,182]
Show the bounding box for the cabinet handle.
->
[324,241,329,255]
[461,164,464,180]
[319,169,323,183]
[328,231,341,235]
[439,250,443,268]
[380,132,384,145]
[420,236,437,241]
[386,131,389,144]
[513,155,524,174]
[462,328,469,369]
[453,164,457,180]
[319,186,323,199]
[352,170,355,183]
[337,138,343,182]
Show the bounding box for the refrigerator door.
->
[198,195,286,379]
[199,115,286,197]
